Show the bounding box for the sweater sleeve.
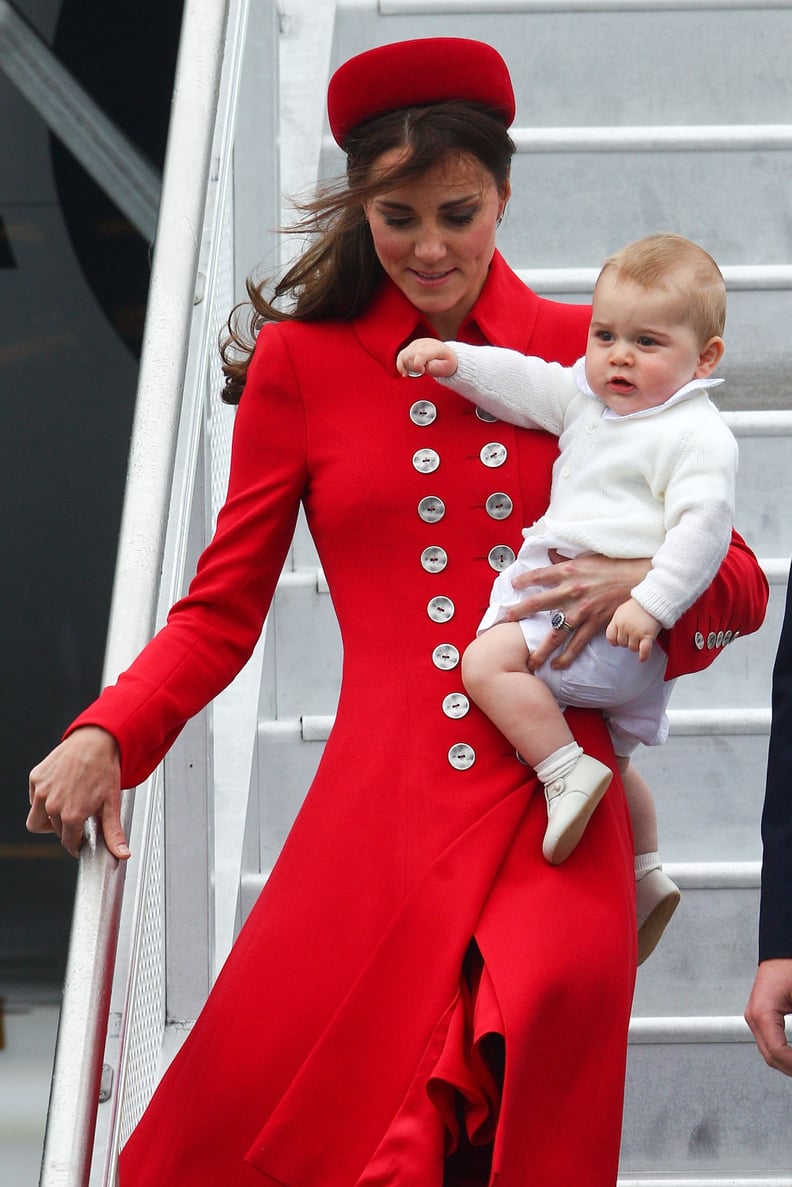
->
[437,342,577,436]
[65,327,308,788]
[631,416,738,627]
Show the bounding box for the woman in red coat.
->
[28,38,767,1187]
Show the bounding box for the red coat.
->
[70,253,767,1186]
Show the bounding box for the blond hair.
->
[596,232,726,343]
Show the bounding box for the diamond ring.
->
[550,610,576,635]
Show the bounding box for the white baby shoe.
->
[636,867,681,965]
[542,754,613,864]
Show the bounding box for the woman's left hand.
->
[506,549,651,670]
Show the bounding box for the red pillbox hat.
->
[327,37,516,148]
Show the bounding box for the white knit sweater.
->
[440,343,738,628]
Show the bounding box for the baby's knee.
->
[461,635,493,697]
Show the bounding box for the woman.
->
[28,38,767,1187]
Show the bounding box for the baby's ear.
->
[696,335,725,377]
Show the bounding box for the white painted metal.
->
[510,124,792,151]
[378,0,792,11]
[277,0,337,264]
[515,265,792,294]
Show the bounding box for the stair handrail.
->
[38,3,233,1183]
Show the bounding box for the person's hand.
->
[396,338,458,379]
[27,726,129,860]
[605,597,661,662]
[745,959,792,1076]
[507,550,652,671]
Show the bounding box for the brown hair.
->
[220,102,514,403]
[596,232,726,344]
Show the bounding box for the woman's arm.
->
[28,328,308,853]
[660,528,768,680]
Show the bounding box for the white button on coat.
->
[417,496,445,523]
[421,547,448,574]
[427,596,455,623]
[485,492,513,521]
[448,743,476,770]
[480,442,508,468]
[442,693,470,719]
[432,644,460,671]
[413,448,440,474]
[409,399,437,426]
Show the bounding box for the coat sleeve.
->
[758,575,792,960]
[65,328,308,788]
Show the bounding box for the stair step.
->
[500,146,792,268]
[264,569,341,717]
[617,1180,792,1187]
[515,265,792,294]
[339,1,792,129]
[621,1035,792,1175]
[632,865,759,1016]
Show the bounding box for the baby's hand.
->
[396,338,459,378]
[605,598,661,662]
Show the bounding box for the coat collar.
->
[352,250,541,373]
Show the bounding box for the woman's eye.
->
[383,217,413,228]
[446,212,475,226]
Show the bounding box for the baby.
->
[398,232,737,962]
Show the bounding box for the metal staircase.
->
[249,1,792,1182]
[39,1,792,1184]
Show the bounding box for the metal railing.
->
[37,2,247,1182]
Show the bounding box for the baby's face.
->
[585,272,710,415]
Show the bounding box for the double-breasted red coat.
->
[69,252,768,1186]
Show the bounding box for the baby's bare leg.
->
[464,623,612,864]
[616,757,658,856]
[616,757,680,964]
[462,622,574,767]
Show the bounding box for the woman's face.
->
[364,151,510,341]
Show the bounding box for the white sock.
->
[635,851,661,881]
[535,741,584,790]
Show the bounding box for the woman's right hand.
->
[27,726,129,861]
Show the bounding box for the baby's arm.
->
[399,340,575,436]
[606,598,662,661]
[631,421,738,630]
[397,339,459,378]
